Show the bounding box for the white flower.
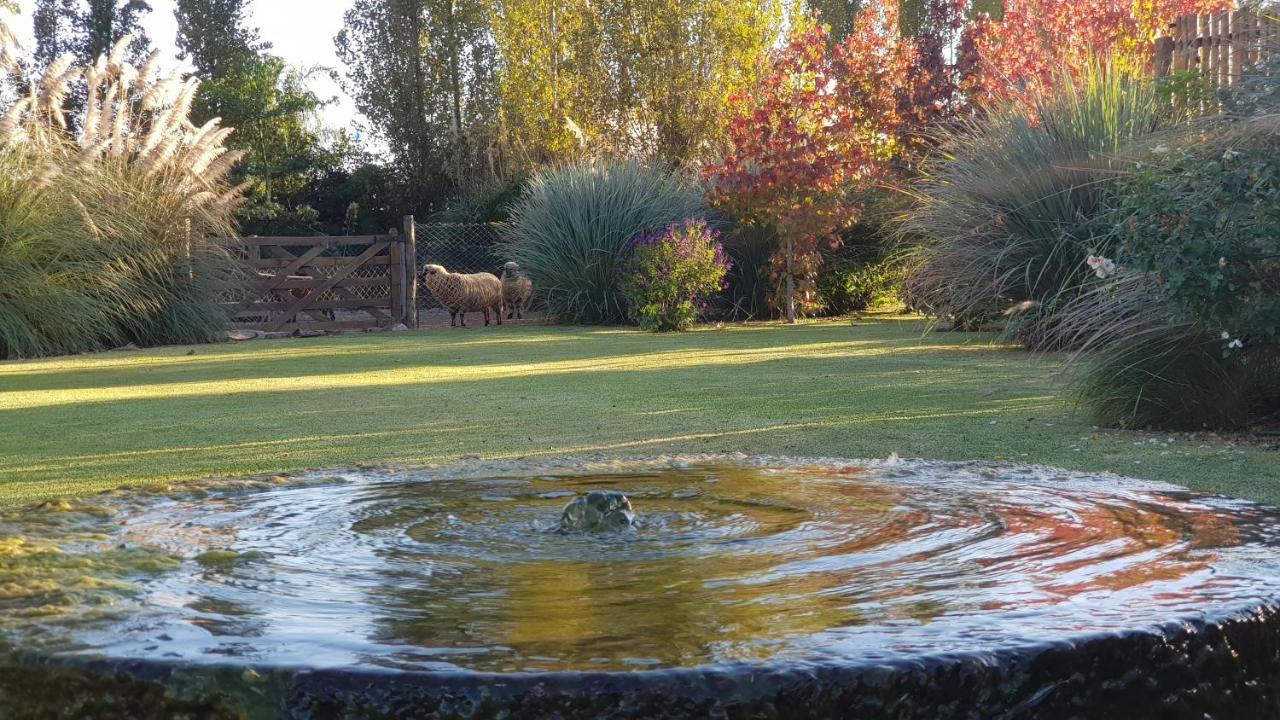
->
[1222,330,1231,340]
[1219,257,1228,268]
[1085,255,1117,279]
[1229,338,1244,350]
[1152,144,1169,155]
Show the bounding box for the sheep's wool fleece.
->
[424,269,502,311]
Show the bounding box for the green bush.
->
[1058,77,1280,429]
[501,159,709,324]
[717,223,774,321]
[620,220,731,332]
[901,59,1172,345]
[434,177,528,223]
[1075,326,1278,430]
[818,258,904,315]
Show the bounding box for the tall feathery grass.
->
[900,59,1174,345]
[0,26,244,359]
[501,159,709,324]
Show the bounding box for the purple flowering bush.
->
[620,220,732,332]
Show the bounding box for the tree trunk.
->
[785,235,796,324]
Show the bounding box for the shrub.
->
[502,159,708,324]
[1056,114,1280,430]
[620,220,731,332]
[0,38,243,359]
[901,59,1171,345]
[717,223,774,321]
[818,258,905,316]
[434,176,527,223]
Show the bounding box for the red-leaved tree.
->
[706,7,912,321]
[963,0,1230,108]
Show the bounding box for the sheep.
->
[421,264,504,327]
[500,261,534,320]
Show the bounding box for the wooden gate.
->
[226,216,418,333]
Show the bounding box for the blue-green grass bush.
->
[501,159,709,324]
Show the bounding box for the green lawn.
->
[0,315,1275,508]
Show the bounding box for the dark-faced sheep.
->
[500,261,534,320]
[421,264,504,327]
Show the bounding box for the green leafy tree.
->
[32,0,152,68]
[177,0,341,235]
[491,0,782,169]
[336,0,499,210]
[174,0,264,80]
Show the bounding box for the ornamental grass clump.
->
[502,159,709,324]
[900,58,1172,345]
[0,28,243,359]
[620,220,731,332]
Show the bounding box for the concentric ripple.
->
[3,455,1280,674]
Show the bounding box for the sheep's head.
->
[422,264,448,278]
[502,261,520,274]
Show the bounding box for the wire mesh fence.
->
[414,222,507,312]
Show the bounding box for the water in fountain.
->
[3,456,1279,677]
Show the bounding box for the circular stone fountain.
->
[3,455,1280,719]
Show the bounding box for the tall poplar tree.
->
[32,0,152,69]
[336,0,499,205]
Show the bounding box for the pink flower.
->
[1085,255,1116,279]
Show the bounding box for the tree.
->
[176,0,343,235]
[491,0,782,169]
[706,8,911,321]
[805,0,862,39]
[32,0,152,69]
[174,0,265,80]
[964,0,1228,107]
[336,0,499,210]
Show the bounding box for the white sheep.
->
[421,264,504,327]
[500,261,534,320]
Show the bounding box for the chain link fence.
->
[414,222,507,312]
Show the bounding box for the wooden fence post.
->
[389,227,404,328]
[1154,36,1174,78]
[403,215,418,328]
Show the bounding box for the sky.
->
[10,0,362,132]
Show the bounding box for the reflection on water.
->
[3,457,1280,673]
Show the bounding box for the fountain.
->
[2,455,1280,719]
[559,489,636,531]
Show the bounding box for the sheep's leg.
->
[496,303,503,325]
[459,310,467,327]
[483,308,491,326]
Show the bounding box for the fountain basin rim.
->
[24,600,1276,671]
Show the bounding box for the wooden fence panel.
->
[1156,9,1280,84]
[223,220,417,333]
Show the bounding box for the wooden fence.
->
[1155,8,1280,84]
[225,216,418,333]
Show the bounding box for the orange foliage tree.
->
[706,7,912,321]
[963,0,1231,106]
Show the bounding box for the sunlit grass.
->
[0,315,1275,507]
